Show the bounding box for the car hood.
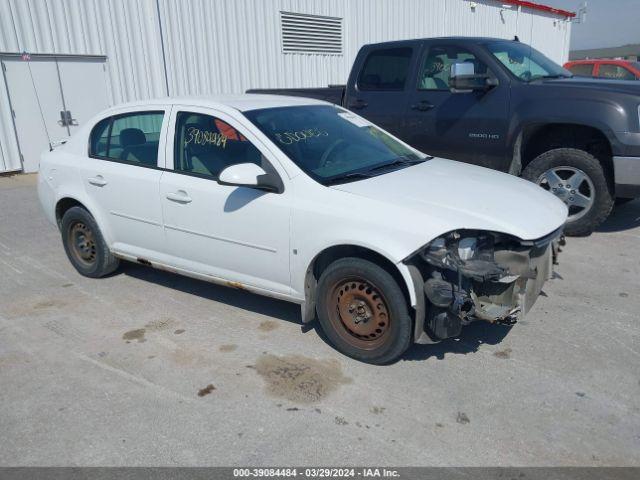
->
[542,77,640,96]
[330,158,568,242]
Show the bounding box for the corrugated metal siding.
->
[0,0,571,173]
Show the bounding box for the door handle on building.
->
[166,191,192,204]
[88,175,107,187]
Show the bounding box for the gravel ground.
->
[0,174,638,466]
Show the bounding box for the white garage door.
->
[1,56,110,173]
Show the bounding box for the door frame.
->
[0,52,107,173]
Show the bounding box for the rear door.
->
[78,108,169,258]
[343,42,421,137]
[402,41,511,170]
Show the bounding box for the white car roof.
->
[106,94,330,113]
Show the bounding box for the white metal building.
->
[0,0,574,174]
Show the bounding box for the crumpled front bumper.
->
[409,229,563,344]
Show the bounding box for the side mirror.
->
[218,163,282,193]
[449,62,497,92]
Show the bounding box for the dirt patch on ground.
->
[254,354,351,404]
[258,320,279,332]
[197,384,216,397]
[219,344,238,352]
[122,328,146,343]
[493,348,512,359]
[144,318,174,331]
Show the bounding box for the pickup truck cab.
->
[38,95,566,364]
[249,37,640,236]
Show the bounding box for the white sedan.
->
[38,95,567,364]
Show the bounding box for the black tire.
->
[522,148,614,236]
[316,257,412,364]
[61,206,119,278]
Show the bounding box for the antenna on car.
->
[513,35,520,42]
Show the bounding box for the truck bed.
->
[246,86,345,105]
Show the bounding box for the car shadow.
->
[597,199,640,233]
[401,321,513,362]
[120,262,301,325]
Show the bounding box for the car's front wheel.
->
[61,206,119,278]
[522,148,614,236]
[316,257,412,364]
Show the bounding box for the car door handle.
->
[166,191,192,204]
[88,175,107,187]
[348,99,368,110]
[411,101,435,111]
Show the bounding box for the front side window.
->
[89,111,164,166]
[244,105,426,185]
[418,45,491,90]
[486,41,572,82]
[357,47,413,91]
[597,64,636,80]
[566,63,594,77]
[173,112,262,179]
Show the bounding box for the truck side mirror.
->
[449,62,496,92]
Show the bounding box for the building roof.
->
[500,0,576,18]
[569,44,640,61]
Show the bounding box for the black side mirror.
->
[449,62,497,92]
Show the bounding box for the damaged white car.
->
[38,95,567,364]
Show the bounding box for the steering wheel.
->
[319,139,348,168]
[519,71,532,81]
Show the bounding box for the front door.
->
[403,43,510,170]
[344,43,421,137]
[160,107,291,295]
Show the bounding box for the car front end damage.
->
[405,228,564,343]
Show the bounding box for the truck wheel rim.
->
[329,278,390,350]
[536,166,595,222]
[69,222,97,266]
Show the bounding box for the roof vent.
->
[280,11,343,55]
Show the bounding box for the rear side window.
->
[357,47,413,91]
[567,63,594,77]
[173,111,263,179]
[89,111,164,166]
[597,64,636,80]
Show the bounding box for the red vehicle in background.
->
[564,59,640,80]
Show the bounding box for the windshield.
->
[244,105,427,185]
[486,41,572,82]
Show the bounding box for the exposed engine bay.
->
[405,228,564,342]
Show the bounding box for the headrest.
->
[120,128,146,147]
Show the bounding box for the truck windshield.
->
[486,41,572,82]
[244,105,427,185]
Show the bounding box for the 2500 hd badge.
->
[38,94,567,364]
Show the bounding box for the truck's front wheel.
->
[316,258,412,365]
[522,148,614,236]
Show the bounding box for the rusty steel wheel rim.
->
[68,222,97,267]
[329,278,391,350]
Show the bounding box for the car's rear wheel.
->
[61,206,119,278]
[522,148,614,236]
[316,257,412,364]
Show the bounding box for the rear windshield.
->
[244,105,425,185]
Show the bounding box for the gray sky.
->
[547,0,639,50]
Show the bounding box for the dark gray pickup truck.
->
[249,37,640,235]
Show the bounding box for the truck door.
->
[403,42,510,170]
[343,42,421,137]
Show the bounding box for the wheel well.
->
[520,123,613,179]
[55,198,86,229]
[302,245,412,324]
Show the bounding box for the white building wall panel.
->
[0,0,572,173]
